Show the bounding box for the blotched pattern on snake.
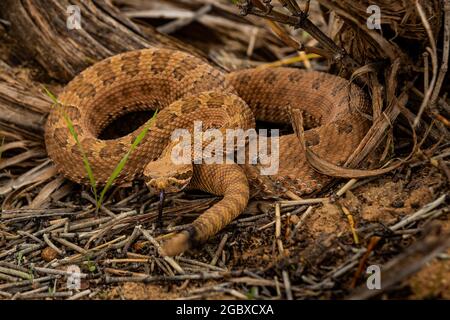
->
[45,48,370,256]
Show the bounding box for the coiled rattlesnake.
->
[45,48,370,255]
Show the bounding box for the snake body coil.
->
[45,48,370,255]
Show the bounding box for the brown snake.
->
[45,48,370,256]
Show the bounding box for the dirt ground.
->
[94,163,449,300]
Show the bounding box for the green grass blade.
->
[43,85,159,210]
[42,86,98,202]
[97,110,158,208]
[97,151,131,209]
[42,86,58,104]
[64,114,98,199]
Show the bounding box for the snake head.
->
[143,160,193,194]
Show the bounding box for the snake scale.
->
[45,48,370,256]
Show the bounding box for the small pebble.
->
[41,247,58,262]
[289,215,300,224]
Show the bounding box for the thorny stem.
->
[239,0,360,70]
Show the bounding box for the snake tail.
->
[161,164,249,256]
